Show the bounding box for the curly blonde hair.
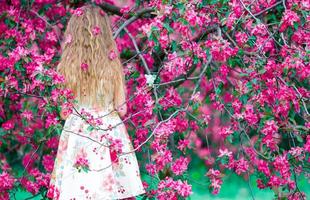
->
[57,4,125,109]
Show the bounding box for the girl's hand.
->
[60,109,69,120]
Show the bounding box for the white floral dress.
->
[48,103,145,200]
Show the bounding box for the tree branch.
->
[97,2,122,16]
[124,27,151,74]
[113,7,155,39]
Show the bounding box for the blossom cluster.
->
[0,0,309,199]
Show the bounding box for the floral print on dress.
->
[47,103,145,200]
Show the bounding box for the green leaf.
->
[163,23,174,33]
[239,73,249,77]
[258,69,266,74]
[296,135,303,143]
[171,40,177,52]
[131,71,140,79]
[247,35,257,47]
[0,128,7,136]
[293,22,299,30]
[240,94,248,104]
[246,81,253,90]
[226,133,233,143]
[175,2,186,15]
[87,125,94,132]
[215,82,224,95]
[209,0,219,5]
[4,18,16,29]
[14,61,24,72]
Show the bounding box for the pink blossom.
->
[42,154,54,172]
[45,113,58,129]
[92,25,101,36]
[158,87,182,110]
[177,139,190,151]
[22,152,39,171]
[73,7,84,16]
[120,6,130,14]
[218,126,233,139]
[280,10,300,32]
[305,135,310,152]
[206,168,223,195]
[46,136,59,149]
[235,32,248,46]
[81,62,88,71]
[257,159,270,176]
[218,148,232,157]
[20,177,40,194]
[145,163,157,175]
[108,50,117,60]
[171,156,189,175]
[0,171,15,191]
[21,110,33,121]
[98,9,106,16]
[64,34,72,45]
[267,175,282,187]
[234,157,249,175]
[74,150,90,172]
[46,184,60,199]
[1,119,14,130]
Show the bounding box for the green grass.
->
[12,168,309,200]
[188,170,309,200]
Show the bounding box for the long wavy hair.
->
[57,4,124,108]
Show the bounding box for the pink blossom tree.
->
[0,0,309,199]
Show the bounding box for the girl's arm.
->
[114,73,127,118]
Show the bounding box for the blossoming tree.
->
[0,0,309,199]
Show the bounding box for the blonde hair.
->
[57,4,125,108]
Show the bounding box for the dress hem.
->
[114,189,146,200]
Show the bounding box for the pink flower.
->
[218,126,233,139]
[42,154,54,172]
[73,8,84,16]
[108,50,117,60]
[46,136,59,149]
[279,10,300,32]
[176,180,192,197]
[257,159,271,176]
[99,9,106,16]
[234,157,249,175]
[205,169,223,195]
[20,177,40,194]
[218,148,232,157]
[267,175,282,187]
[273,153,290,178]
[92,25,101,36]
[81,62,88,71]
[120,5,130,14]
[64,34,72,45]
[145,163,157,175]
[0,171,15,191]
[46,184,60,200]
[171,156,189,175]
[21,110,33,121]
[2,119,14,130]
[74,155,90,172]
[158,87,182,110]
[45,113,58,129]
[177,139,190,151]
[235,32,248,46]
[190,91,201,103]
[22,152,39,171]
[304,135,310,153]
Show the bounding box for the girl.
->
[47,4,145,200]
